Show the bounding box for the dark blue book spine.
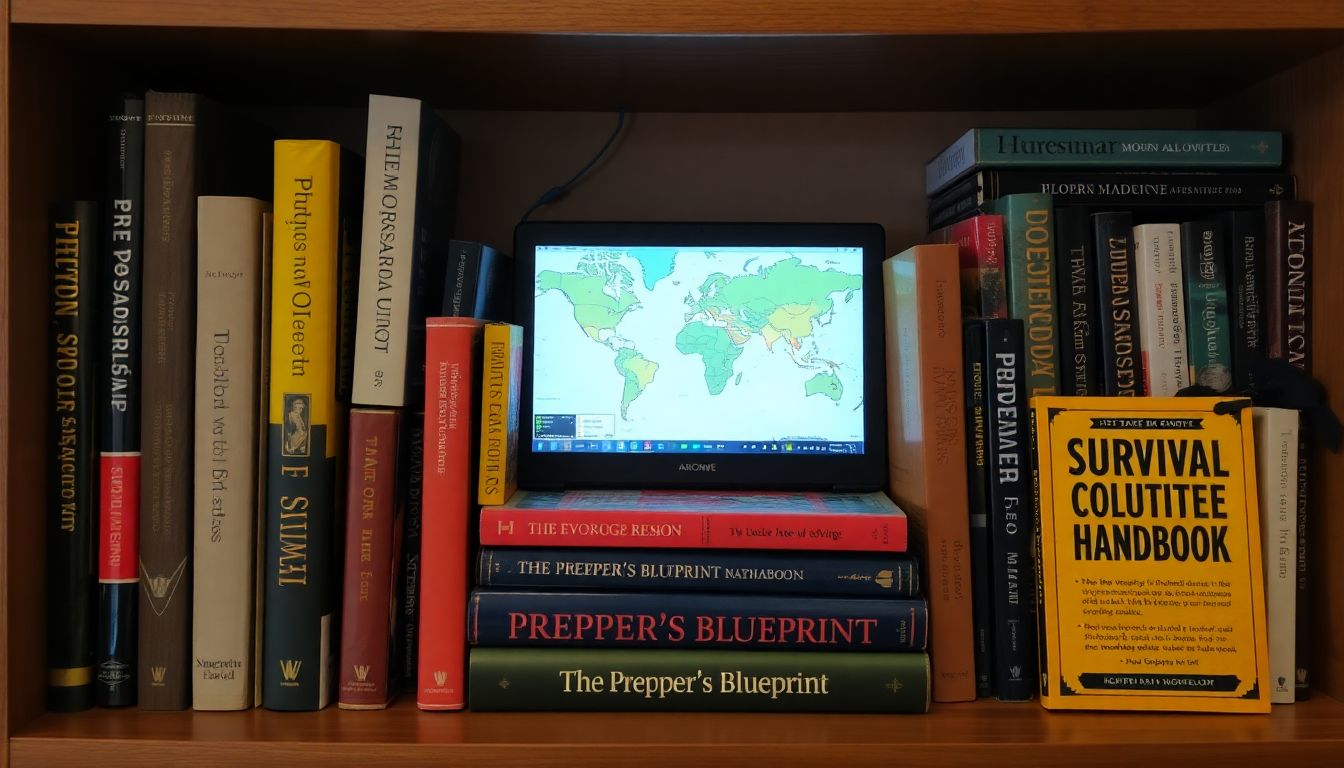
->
[477,548,918,597]
[961,322,992,698]
[1054,207,1100,396]
[469,591,926,652]
[1222,209,1265,392]
[981,318,1036,701]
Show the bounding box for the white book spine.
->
[351,94,423,406]
[1133,223,1189,396]
[193,196,268,710]
[1253,407,1298,704]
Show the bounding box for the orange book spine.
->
[417,318,485,710]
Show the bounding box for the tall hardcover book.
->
[925,128,1283,195]
[961,322,992,697]
[263,140,344,711]
[1132,223,1189,397]
[982,194,1060,396]
[1033,397,1269,713]
[1181,219,1233,392]
[477,323,523,505]
[419,317,487,710]
[882,244,975,702]
[394,409,425,693]
[1054,207,1100,396]
[930,213,1007,319]
[977,318,1036,700]
[351,94,461,407]
[477,548,919,596]
[1091,211,1143,396]
[469,649,930,713]
[138,92,201,710]
[192,196,268,710]
[1265,200,1313,700]
[1252,407,1298,704]
[253,212,274,707]
[48,202,99,713]
[97,96,144,707]
[338,409,401,709]
[1222,210,1265,392]
[468,591,928,651]
[480,491,907,551]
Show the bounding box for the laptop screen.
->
[529,244,867,456]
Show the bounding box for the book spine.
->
[444,241,484,317]
[335,149,363,407]
[974,129,1282,167]
[947,214,1007,319]
[985,193,1060,396]
[394,409,424,693]
[1090,211,1143,396]
[982,318,1036,701]
[477,548,920,597]
[263,140,343,711]
[469,648,930,713]
[48,202,99,713]
[352,96,421,407]
[477,324,523,504]
[97,96,144,708]
[192,197,266,710]
[138,91,199,710]
[469,591,927,651]
[924,128,978,195]
[1252,408,1298,704]
[1223,210,1265,392]
[474,245,513,321]
[418,318,484,710]
[479,507,906,551]
[253,212,274,707]
[1181,219,1234,392]
[1133,223,1189,396]
[928,170,1296,228]
[338,409,401,709]
[961,322,993,697]
[1265,200,1313,700]
[1054,207,1100,396]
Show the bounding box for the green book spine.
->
[983,193,1060,396]
[1181,219,1234,392]
[469,648,929,713]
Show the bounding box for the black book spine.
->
[394,410,425,693]
[1223,209,1265,392]
[475,245,512,321]
[962,322,993,698]
[1090,211,1143,396]
[1180,219,1234,392]
[1053,208,1100,396]
[927,170,1296,230]
[982,318,1035,701]
[96,97,144,707]
[336,149,364,406]
[443,240,483,317]
[48,201,100,712]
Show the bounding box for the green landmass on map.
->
[675,321,745,395]
[689,257,861,343]
[614,348,659,418]
[537,261,640,341]
[804,371,844,403]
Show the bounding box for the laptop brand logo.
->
[677,463,716,472]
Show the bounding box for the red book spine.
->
[100,455,141,582]
[418,318,485,710]
[338,409,401,709]
[479,508,906,551]
[947,214,1007,319]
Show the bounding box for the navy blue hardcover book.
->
[477,548,919,597]
[468,590,927,651]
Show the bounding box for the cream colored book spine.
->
[1253,406,1298,704]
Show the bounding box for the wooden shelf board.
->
[11,694,1344,767]
[13,0,1344,35]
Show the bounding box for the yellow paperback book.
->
[1032,396,1269,713]
[477,323,523,505]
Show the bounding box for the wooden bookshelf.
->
[6,1,1344,765]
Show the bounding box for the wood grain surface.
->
[12,0,1344,35]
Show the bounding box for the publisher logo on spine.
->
[353,665,370,683]
[279,659,303,687]
[434,670,447,687]
[150,666,167,686]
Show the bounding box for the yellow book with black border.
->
[477,322,524,505]
[1032,396,1269,713]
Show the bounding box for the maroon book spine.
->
[337,408,401,709]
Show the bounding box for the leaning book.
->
[1032,396,1269,713]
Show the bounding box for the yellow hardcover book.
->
[1032,396,1269,713]
[263,140,343,711]
[477,322,524,505]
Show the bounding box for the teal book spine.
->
[982,193,1060,397]
[926,128,1283,194]
[1181,219,1234,392]
[468,648,929,712]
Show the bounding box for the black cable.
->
[519,108,628,225]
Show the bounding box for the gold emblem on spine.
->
[151,666,167,685]
[280,659,303,686]
[353,665,370,682]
